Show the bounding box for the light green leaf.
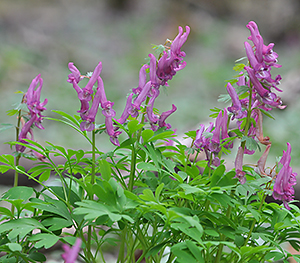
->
[7,243,22,252]
[28,233,60,249]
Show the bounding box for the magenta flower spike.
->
[273,143,297,210]
[158,104,177,129]
[61,238,82,263]
[234,146,246,184]
[25,74,48,125]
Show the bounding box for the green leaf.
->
[0,207,13,217]
[0,218,47,240]
[74,200,133,223]
[2,186,34,201]
[141,129,154,143]
[99,159,112,181]
[28,233,60,249]
[241,136,260,152]
[128,120,143,135]
[0,154,15,166]
[148,130,175,142]
[42,217,72,231]
[140,189,157,202]
[39,169,51,182]
[233,63,246,72]
[7,243,22,252]
[0,165,11,173]
[185,240,204,261]
[210,165,226,187]
[0,124,14,132]
[30,196,72,221]
[137,162,159,172]
[155,183,164,201]
[6,109,19,116]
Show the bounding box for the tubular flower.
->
[226,82,243,120]
[132,64,149,94]
[234,146,246,184]
[16,75,48,161]
[146,88,160,124]
[244,21,285,110]
[67,63,83,84]
[155,26,190,86]
[61,238,82,263]
[115,93,133,125]
[68,62,102,115]
[158,104,177,130]
[25,74,48,129]
[273,143,297,210]
[209,109,229,152]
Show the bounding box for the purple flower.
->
[16,115,37,152]
[209,109,229,152]
[273,143,297,210]
[171,26,190,58]
[68,62,102,115]
[61,238,81,263]
[234,146,246,184]
[67,63,83,84]
[129,81,152,118]
[146,88,160,124]
[105,116,121,146]
[133,64,149,94]
[115,93,133,125]
[158,104,177,129]
[155,26,190,86]
[226,82,244,120]
[25,74,48,129]
[246,21,281,68]
[17,74,47,158]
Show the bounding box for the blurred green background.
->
[1,0,300,169]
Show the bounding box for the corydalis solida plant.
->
[1,22,299,263]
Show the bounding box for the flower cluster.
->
[68,26,190,145]
[17,74,48,159]
[193,21,296,209]
[116,26,190,133]
[67,62,120,145]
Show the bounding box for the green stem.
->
[91,130,96,185]
[87,130,96,262]
[11,110,22,216]
[128,145,136,192]
[214,205,232,263]
[243,193,266,246]
[117,226,127,263]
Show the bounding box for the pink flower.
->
[273,143,297,210]
[61,238,82,263]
